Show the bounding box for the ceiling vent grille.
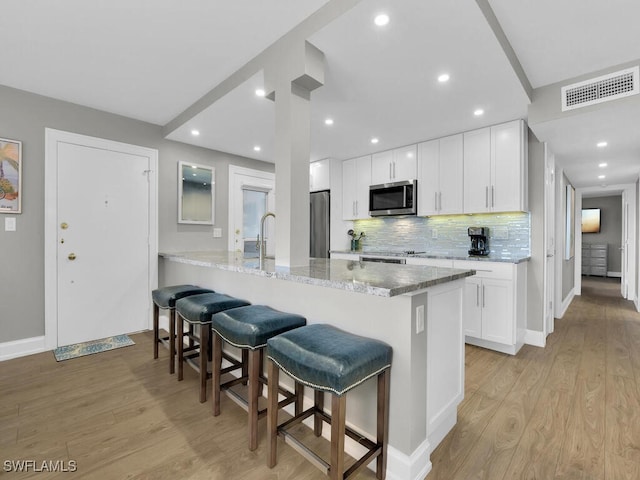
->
[561,66,639,111]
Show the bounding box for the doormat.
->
[53,334,135,362]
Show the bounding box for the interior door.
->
[544,148,556,334]
[621,195,629,298]
[56,142,151,346]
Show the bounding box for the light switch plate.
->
[213,228,222,238]
[5,217,16,232]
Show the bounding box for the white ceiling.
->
[2,0,640,189]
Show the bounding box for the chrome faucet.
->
[259,212,275,266]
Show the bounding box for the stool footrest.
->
[277,406,382,480]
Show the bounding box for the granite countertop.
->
[330,250,531,264]
[159,251,475,298]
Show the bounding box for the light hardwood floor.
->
[1,277,639,479]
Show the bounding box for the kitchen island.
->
[159,251,475,480]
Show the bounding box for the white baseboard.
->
[607,271,622,278]
[524,329,546,347]
[0,336,47,361]
[557,289,575,319]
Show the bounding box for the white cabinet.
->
[463,119,527,214]
[371,145,417,185]
[309,159,330,192]
[405,257,454,268]
[342,155,371,220]
[417,134,463,216]
[453,260,527,355]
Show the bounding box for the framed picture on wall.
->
[0,137,22,214]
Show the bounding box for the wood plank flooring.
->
[1,276,639,479]
[430,276,640,480]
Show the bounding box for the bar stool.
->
[266,324,392,480]
[210,305,307,451]
[175,292,251,402]
[152,285,214,374]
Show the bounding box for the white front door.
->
[45,130,158,348]
[228,166,275,256]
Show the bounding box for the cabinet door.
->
[371,150,393,185]
[417,140,440,216]
[491,120,525,212]
[355,155,372,219]
[310,159,330,192]
[438,134,463,214]
[481,278,513,345]
[463,127,491,213]
[462,278,482,338]
[342,158,357,220]
[392,145,417,182]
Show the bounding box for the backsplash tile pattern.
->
[353,213,530,258]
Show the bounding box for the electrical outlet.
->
[416,305,425,333]
[5,217,16,232]
[213,228,222,238]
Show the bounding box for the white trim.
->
[558,288,575,319]
[44,129,158,350]
[524,329,546,348]
[607,271,622,278]
[0,336,46,362]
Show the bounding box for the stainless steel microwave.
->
[369,180,417,216]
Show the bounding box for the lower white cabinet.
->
[405,257,453,268]
[453,260,527,355]
[330,252,360,261]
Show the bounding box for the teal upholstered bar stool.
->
[152,285,214,374]
[266,324,392,480]
[210,305,307,451]
[175,292,251,403]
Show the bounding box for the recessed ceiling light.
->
[255,88,266,97]
[374,14,389,26]
[599,162,608,168]
[324,118,334,126]
[407,152,414,158]
[474,109,484,116]
[371,137,379,144]
[438,73,450,83]
[597,141,608,148]
[598,175,606,179]
[191,130,200,136]
[253,146,261,152]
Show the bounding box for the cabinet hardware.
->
[389,163,392,180]
[492,186,495,207]
[438,192,442,211]
[435,192,438,211]
[482,284,486,308]
[485,187,489,208]
[476,284,480,307]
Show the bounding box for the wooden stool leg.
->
[377,369,390,480]
[169,308,176,374]
[248,349,260,451]
[257,350,265,397]
[188,324,195,349]
[242,349,249,385]
[177,314,185,381]
[314,390,324,436]
[153,303,159,359]
[295,382,304,416]
[212,333,223,416]
[330,394,346,480]
[199,324,210,403]
[267,359,280,468]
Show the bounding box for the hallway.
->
[429,276,640,479]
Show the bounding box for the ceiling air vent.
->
[561,66,639,111]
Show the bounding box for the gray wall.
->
[527,131,544,332]
[0,85,273,343]
[582,195,622,273]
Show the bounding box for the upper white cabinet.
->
[463,119,527,214]
[371,145,417,185]
[417,134,463,216]
[342,155,371,220]
[309,159,330,192]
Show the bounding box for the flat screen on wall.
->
[581,208,601,233]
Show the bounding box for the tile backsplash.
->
[352,212,530,258]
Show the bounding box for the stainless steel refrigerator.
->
[310,190,330,258]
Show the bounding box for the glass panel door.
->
[243,189,267,258]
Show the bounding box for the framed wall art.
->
[0,137,22,214]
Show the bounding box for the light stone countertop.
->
[330,250,531,264]
[159,251,475,298]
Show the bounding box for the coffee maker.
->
[468,227,489,256]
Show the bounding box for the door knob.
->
[68,253,77,260]
[61,222,69,229]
